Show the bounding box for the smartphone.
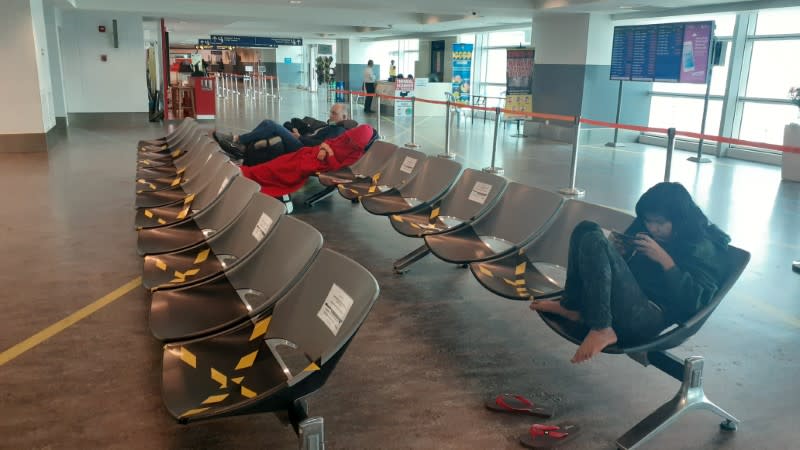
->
[682,41,695,72]
[610,230,638,245]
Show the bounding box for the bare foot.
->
[530,299,581,322]
[571,328,618,363]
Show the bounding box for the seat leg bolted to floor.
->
[616,355,739,450]
[298,417,325,450]
[304,186,336,207]
[393,244,431,273]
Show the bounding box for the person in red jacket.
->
[241,124,376,197]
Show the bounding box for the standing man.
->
[363,59,376,113]
[389,60,397,81]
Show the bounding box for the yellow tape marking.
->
[170,177,181,187]
[211,368,227,388]
[183,193,196,205]
[235,350,259,370]
[179,407,210,418]
[391,215,403,223]
[183,268,200,277]
[177,167,186,175]
[304,362,321,372]
[249,317,271,341]
[231,377,244,385]
[180,347,197,368]
[171,149,181,158]
[201,394,229,405]
[157,218,167,225]
[240,386,257,398]
[154,259,167,271]
[0,277,142,367]
[429,207,440,220]
[176,206,190,220]
[194,249,210,265]
[144,210,154,218]
[479,266,494,278]
[515,262,527,276]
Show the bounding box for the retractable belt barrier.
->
[332,89,800,155]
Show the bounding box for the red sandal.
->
[485,393,554,418]
[519,423,580,449]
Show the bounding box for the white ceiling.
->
[66,0,795,45]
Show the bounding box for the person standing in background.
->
[363,60,376,113]
[389,60,397,81]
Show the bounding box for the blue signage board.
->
[284,57,292,64]
[209,35,303,48]
[610,21,713,84]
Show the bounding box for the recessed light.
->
[289,0,302,4]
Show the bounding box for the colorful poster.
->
[679,22,712,84]
[394,77,415,117]
[451,43,473,104]
[506,48,535,117]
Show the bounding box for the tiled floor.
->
[0,87,798,449]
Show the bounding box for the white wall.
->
[0,0,44,134]
[585,14,614,66]
[60,11,147,113]
[533,13,591,65]
[44,2,67,118]
[30,0,56,131]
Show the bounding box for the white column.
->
[0,0,48,138]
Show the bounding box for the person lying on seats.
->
[241,124,377,197]
[213,103,353,161]
[531,182,731,364]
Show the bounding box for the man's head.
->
[367,59,374,67]
[329,103,348,123]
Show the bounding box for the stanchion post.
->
[559,115,586,196]
[482,107,504,174]
[404,97,421,148]
[665,127,676,182]
[349,91,355,120]
[376,95,384,139]
[439,100,455,159]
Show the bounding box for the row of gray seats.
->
[134,119,381,449]
[307,137,751,449]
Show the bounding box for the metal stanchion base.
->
[559,187,586,196]
[482,166,504,175]
[687,156,712,163]
[510,133,529,138]
[438,153,456,159]
[404,143,422,149]
[605,141,626,148]
[791,260,799,274]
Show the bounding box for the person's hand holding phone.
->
[633,233,675,271]
[609,230,634,257]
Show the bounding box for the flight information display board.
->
[610,21,713,83]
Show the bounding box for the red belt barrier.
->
[328,89,800,154]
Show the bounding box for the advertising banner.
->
[451,43,473,104]
[506,48,535,116]
[394,77,415,117]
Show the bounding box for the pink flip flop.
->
[485,394,554,418]
[519,423,580,449]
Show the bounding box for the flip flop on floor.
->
[485,394,554,418]
[519,423,580,449]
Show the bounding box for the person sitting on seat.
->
[213,103,351,160]
[241,124,376,197]
[531,182,731,364]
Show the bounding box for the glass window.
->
[738,102,799,146]
[400,51,418,77]
[487,30,529,47]
[745,39,800,99]
[485,49,506,84]
[755,7,800,35]
[648,96,723,136]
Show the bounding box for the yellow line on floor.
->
[748,297,800,329]
[0,276,142,367]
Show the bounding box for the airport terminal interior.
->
[1,0,799,449]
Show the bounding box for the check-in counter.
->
[375,81,451,117]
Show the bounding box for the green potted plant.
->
[783,87,800,182]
